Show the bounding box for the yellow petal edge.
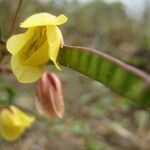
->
[20,13,68,28]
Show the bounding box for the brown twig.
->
[0,65,12,73]
[0,38,7,62]
[0,38,6,45]
[8,0,24,36]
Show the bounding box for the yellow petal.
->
[0,106,35,141]
[46,26,62,70]
[6,28,34,55]
[12,106,35,127]
[20,13,68,28]
[11,55,45,83]
[0,109,17,126]
[21,41,49,66]
[0,120,24,141]
[0,108,24,141]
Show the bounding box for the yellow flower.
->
[6,13,68,83]
[0,105,35,141]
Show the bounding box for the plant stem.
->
[0,65,12,73]
[0,38,6,45]
[8,0,24,36]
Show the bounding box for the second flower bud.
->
[36,72,64,118]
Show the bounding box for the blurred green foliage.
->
[0,84,15,104]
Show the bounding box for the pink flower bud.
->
[36,72,64,118]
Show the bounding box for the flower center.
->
[26,27,46,56]
[19,27,49,66]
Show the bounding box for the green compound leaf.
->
[58,45,150,108]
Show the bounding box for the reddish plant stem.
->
[8,0,24,36]
[0,65,12,73]
[0,38,6,45]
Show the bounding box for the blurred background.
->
[0,0,150,149]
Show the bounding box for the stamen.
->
[19,27,47,64]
